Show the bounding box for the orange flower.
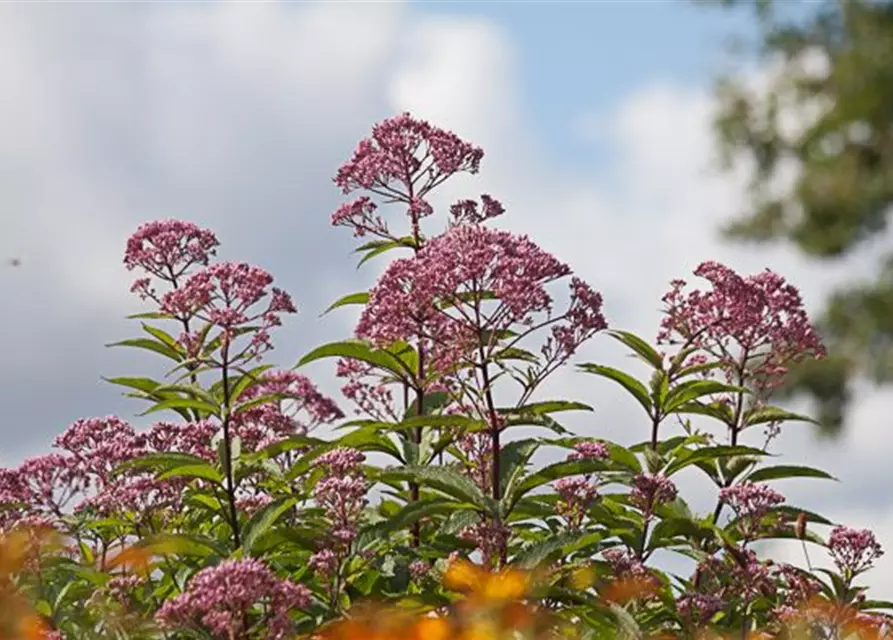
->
[601,576,659,605]
[443,559,530,603]
[408,617,451,640]
[106,544,154,576]
[16,613,56,640]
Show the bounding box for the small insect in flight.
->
[7,258,21,267]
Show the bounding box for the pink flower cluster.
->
[719,481,785,537]
[567,441,609,461]
[602,547,651,579]
[828,525,884,575]
[658,261,824,391]
[335,358,398,421]
[459,518,512,567]
[552,442,608,529]
[233,370,343,451]
[772,563,822,610]
[144,420,219,463]
[160,262,296,361]
[457,432,494,495]
[124,219,218,300]
[630,473,678,513]
[156,558,310,639]
[696,547,776,605]
[554,477,598,529]
[309,448,369,574]
[356,224,605,375]
[335,113,484,203]
[676,592,724,626]
[0,416,233,531]
[449,194,505,226]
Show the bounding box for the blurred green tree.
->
[701,0,893,435]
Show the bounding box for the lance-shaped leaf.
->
[578,364,652,414]
[322,291,370,315]
[139,397,220,418]
[295,339,411,379]
[664,380,747,414]
[746,465,837,483]
[379,466,496,515]
[242,496,299,556]
[372,497,466,535]
[744,405,822,427]
[106,337,183,362]
[664,445,769,476]
[156,463,224,485]
[355,237,415,268]
[499,438,541,503]
[503,458,611,514]
[512,530,593,568]
[112,452,211,477]
[606,330,665,369]
[228,364,276,404]
[103,376,164,395]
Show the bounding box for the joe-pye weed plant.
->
[0,113,888,639]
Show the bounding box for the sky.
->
[2,0,893,597]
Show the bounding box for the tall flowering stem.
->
[332,114,488,548]
[160,263,296,548]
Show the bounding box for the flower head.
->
[160,262,296,361]
[828,525,883,576]
[357,225,604,375]
[719,481,785,536]
[630,473,677,512]
[658,262,824,392]
[124,219,218,298]
[156,558,309,639]
[334,113,483,198]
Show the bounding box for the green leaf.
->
[390,415,484,433]
[106,337,183,361]
[499,438,541,502]
[373,498,464,535]
[664,445,769,476]
[139,397,220,418]
[609,603,643,639]
[607,443,642,473]
[103,376,163,394]
[113,452,211,476]
[509,400,594,416]
[745,405,822,427]
[242,497,298,556]
[379,466,495,514]
[356,238,412,268]
[323,291,370,315]
[664,380,746,414]
[512,531,587,568]
[157,463,224,484]
[746,465,837,483]
[228,364,276,404]
[607,330,665,369]
[772,505,834,526]
[142,323,179,348]
[403,391,452,419]
[674,400,735,423]
[138,533,226,559]
[505,459,610,512]
[578,364,652,414]
[295,340,411,379]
